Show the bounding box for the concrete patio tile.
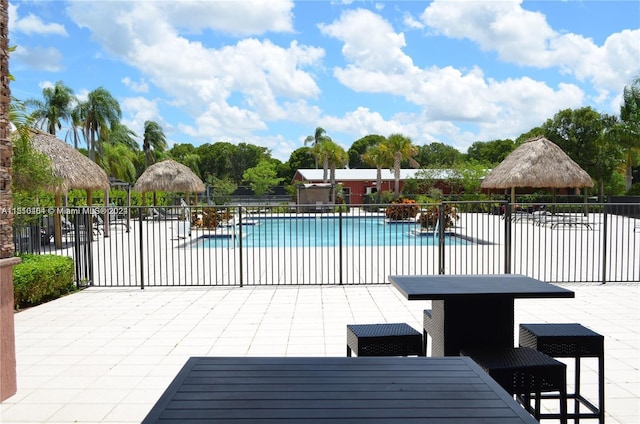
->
[0,284,637,423]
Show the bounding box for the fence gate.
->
[72,209,94,287]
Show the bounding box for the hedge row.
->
[13,254,76,310]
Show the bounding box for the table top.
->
[142,356,539,424]
[389,274,575,301]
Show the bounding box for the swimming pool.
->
[198,216,470,248]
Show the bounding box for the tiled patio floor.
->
[1,283,638,423]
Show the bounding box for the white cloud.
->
[9,3,68,36]
[319,8,413,73]
[120,96,166,141]
[420,0,640,95]
[12,45,64,71]
[403,13,424,30]
[121,77,149,93]
[159,0,295,36]
[316,7,589,152]
[65,1,324,147]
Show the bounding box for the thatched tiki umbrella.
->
[481,136,594,204]
[133,159,205,216]
[30,130,110,248]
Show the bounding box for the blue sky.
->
[8,0,640,162]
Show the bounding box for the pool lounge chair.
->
[533,211,592,230]
[40,215,74,244]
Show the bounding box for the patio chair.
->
[533,211,592,230]
[40,215,74,244]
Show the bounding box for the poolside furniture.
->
[141,356,541,424]
[533,211,592,229]
[520,323,605,424]
[389,274,575,356]
[423,309,435,355]
[346,323,423,357]
[40,215,74,244]
[460,347,568,424]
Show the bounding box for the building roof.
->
[295,168,457,182]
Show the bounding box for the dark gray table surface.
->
[389,274,575,300]
[389,274,575,356]
[142,356,540,423]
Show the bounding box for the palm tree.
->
[65,105,84,150]
[362,143,393,203]
[143,120,167,168]
[615,79,640,192]
[384,133,419,197]
[311,139,347,202]
[24,81,74,136]
[1,0,13,261]
[311,139,331,183]
[326,142,348,202]
[100,142,138,183]
[76,87,121,161]
[305,127,330,169]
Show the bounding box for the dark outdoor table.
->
[142,356,540,423]
[389,274,575,356]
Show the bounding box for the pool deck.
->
[0,283,638,423]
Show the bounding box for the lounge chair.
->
[40,215,74,244]
[533,211,592,229]
[149,207,182,221]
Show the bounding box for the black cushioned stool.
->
[423,309,435,356]
[346,323,424,357]
[520,323,604,424]
[461,347,568,424]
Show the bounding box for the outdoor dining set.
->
[141,274,605,424]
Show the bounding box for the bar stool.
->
[520,323,604,424]
[461,347,568,424]
[346,323,424,357]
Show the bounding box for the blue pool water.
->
[199,217,470,248]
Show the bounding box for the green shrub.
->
[385,198,419,221]
[13,254,76,310]
[419,204,460,230]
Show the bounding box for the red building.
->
[292,169,457,205]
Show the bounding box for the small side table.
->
[519,323,604,424]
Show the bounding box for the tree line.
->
[10,77,640,203]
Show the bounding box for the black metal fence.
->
[12,201,640,287]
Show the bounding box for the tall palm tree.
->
[109,122,139,151]
[311,139,347,202]
[65,104,84,150]
[24,81,74,136]
[100,142,138,183]
[326,141,348,202]
[143,120,167,168]
[305,127,330,169]
[76,87,121,161]
[362,143,393,203]
[384,133,419,197]
[311,139,331,183]
[615,79,640,191]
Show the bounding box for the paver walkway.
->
[0,283,638,423]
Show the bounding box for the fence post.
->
[139,208,144,290]
[339,208,343,285]
[438,203,445,274]
[601,204,608,285]
[238,206,243,288]
[504,201,512,274]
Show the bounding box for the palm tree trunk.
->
[376,167,382,204]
